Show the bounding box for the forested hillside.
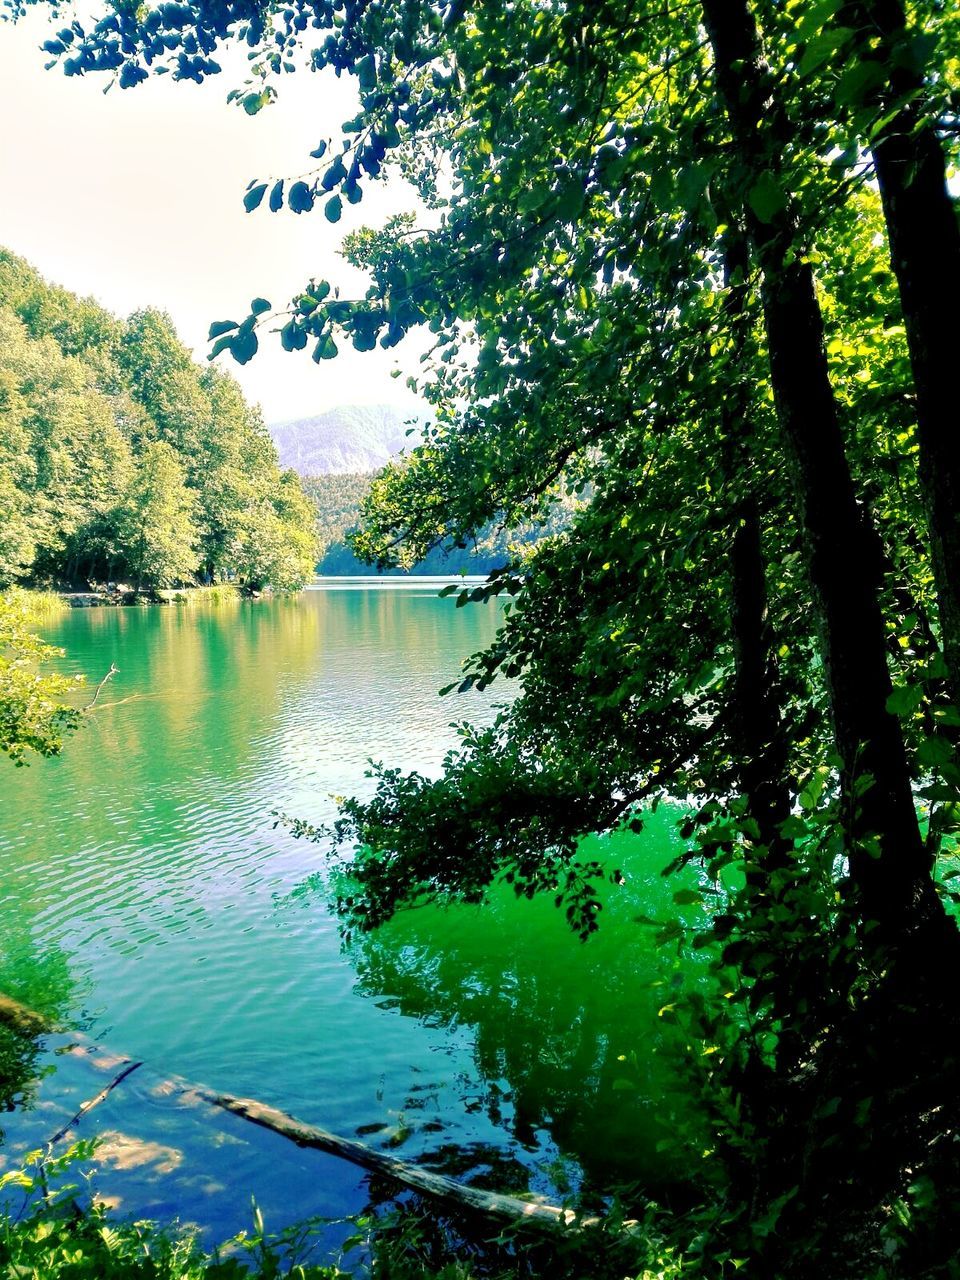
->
[0,250,318,594]
[270,404,420,475]
[305,473,573,575]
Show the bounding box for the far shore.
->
[8,576,494,614]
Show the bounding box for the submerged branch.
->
[47,1059,144,1146]
[84,663,119,711]
[0,991,630,1236]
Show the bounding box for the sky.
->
[0,10,428,423]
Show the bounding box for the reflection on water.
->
[0,926,78,1136]
[349,817,707,1190]
[0,584,701,1199]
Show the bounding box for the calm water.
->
[0,583,702,1204]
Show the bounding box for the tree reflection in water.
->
[345,815,711,1193]
[0,927,79,1140]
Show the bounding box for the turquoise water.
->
[0,584,701,1205]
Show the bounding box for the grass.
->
[155,585,243,606]
[0,1144,687,1280]
[0,587,67,623]
[0,1144,346,1280]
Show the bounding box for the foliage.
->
[0,930,77,1129]
[0,1140,691,1280]
[0,588,81,764]
[0,251,319,593]
[117,440,200,592]
[306,473,574,575]
[11,0,960,1270]
[11,587,68,620]
[0,1144,353,1279]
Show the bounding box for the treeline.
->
[305,473,572,576]
[0,250,318,594]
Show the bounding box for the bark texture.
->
[844,0,960,703]
[701,0,939,938]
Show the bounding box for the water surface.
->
[0,583,701,1208]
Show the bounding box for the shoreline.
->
[7,576,492,615]
[56,584,246,608]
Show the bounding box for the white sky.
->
[0,10,428,422]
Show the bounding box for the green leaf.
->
[355,53,377,92]
[798,27,854,78]
[796,0,842,41]
[280,320,308,352]
[834,60,885,108]
[268,179,285,213]
[250,297,271,317]
[677,161,711,207]
[207,320,238,340]
[673,889,703,906]
[288,181,314,214]
[309,140,328,160]
[312,332,338,362]
[242,90,271,116]
[517,185,549,214]
[747,172,786,224]
[918,736,954,769]
[325,194,343,223]
[243,182,268,213]
[208,334,234,360]
[230,328,258,364]
[321,155,347,192]
[886,684,923,718]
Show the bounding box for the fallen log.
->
[0,991,625,1234]
[189,1086,599,1230]
[0,992,52,1038]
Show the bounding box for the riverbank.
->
[59,585,245,608]
[2,584,248,615]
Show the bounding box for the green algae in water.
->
[347,814,713,1190]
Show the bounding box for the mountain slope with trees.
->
[306,472,574,575]
[269,403,420,475]
[0,250,319,593]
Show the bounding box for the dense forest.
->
[0,250,318,594]
[307,472,572,574]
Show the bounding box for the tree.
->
[116,440,199,593]
[0,369,37,586]
[0,250,319,591]
[0,591,81,764]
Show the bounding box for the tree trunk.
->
[719,236,792,869]
[136,527,146,596]
[730,506,792,871]
[700,0,940,941]
[840,0,960,705]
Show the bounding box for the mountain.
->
[268,404,423,476]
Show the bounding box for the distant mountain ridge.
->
[268,404,422,476]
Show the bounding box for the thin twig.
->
[47,1059,144,1147]
[85,663,118,711]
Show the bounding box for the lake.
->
[0,582,703,1218]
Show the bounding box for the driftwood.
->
[0,991,624,1234]
[0,992,52,1038]
[189,1087,601,1231]
[85,663,119,711]
[48,1059,143,1146]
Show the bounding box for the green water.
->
[0,583,703,1202]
